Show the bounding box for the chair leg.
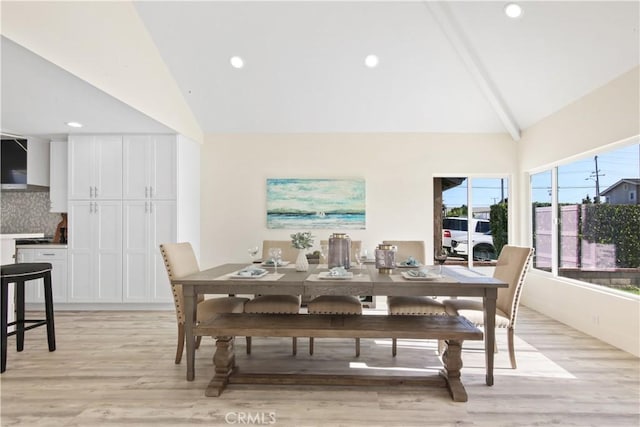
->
[508,327,517,369]
[355,338,360,357]
[1,280,8,373]
[43,272,56,352]
[15,281,24,352]
[195,336,202,349]
[309,337,314,355]
[292,337,297,356]
[392,338,397,357]
[246,336,252,354]
[175,324,185,364]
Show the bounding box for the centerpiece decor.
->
[291,231,314,271]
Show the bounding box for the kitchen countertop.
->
[15,243,68,249]
[1,233,45,239]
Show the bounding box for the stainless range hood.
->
[1,133,50,191]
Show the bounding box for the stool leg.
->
[16,280,25,352]
[43,272,56,352]
[1,280,8,373]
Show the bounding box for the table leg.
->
[183,285,196,381]
[440,338,468,402]
[483,289,497,386]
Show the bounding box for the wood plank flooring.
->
[0,306,638,426]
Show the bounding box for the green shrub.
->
[490,202,508,255]
[582,204,640,268]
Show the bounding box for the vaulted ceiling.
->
[2,1,639,140]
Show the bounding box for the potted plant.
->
[291,231,314,271]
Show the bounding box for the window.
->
[436,176,508,265]
[529,142,640,295]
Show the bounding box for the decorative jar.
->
[328,233,351,269]
[375,243,396,274]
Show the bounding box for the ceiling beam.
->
[425,2,521,141]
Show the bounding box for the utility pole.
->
[586,155,605,203]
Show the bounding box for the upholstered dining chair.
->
[261,240,298,264]
[307,239,365,356]
[159,242,249,364]
[307,295,362,357]
[382,240,442,356]
[442,245,534,369]
[382,240,426,265]
[243,240,302,355]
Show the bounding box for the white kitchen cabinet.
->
[49,140,68,212]
[17,248,67,303]
[123,135,176,200]
[68,135,122,200]
[67,201,122,302]
[123,200,176,302]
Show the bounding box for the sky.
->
[444,143,640,208]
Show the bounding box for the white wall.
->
[200,132,515,268]
[176,135,201,260]
[517,67,640,357]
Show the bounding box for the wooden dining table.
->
[174,263,507,386]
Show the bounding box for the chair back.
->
[382,240,426,265]
[493,246,534,327]
[261,240,298,263]
[159,242,202,325]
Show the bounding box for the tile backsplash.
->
[1,191,63,236]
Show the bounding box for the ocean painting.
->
[267,178,366,229]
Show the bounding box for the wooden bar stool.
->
[1,263,56,373]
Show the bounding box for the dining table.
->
[174,263,507,387]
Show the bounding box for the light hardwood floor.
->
[1,306,638,426]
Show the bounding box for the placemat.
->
[389,274,450,283]
[306,273,372,282]
[214,272,285,281]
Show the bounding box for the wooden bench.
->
[197,313,483,402]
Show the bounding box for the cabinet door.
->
[123,136,151,200]
[68,136,94,200]
[25,250,67,303]
[94,136,123,200]
[149,135,176,200]
[149,201,176,302]
[123,201,150,302]
[94,201,123,301]
[49,140,68,212]
[68,202,94,301]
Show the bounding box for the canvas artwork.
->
[266,178,365,229]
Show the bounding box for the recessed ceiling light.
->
[66,121,83,128]
[364,54,379,68]
[230,56,244,69]
[504,3,523,19]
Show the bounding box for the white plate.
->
[396,263,422,268]
[318,271,354,280]
[230,270,269,279]
[401,271,441,281]
[261,260,290,267]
